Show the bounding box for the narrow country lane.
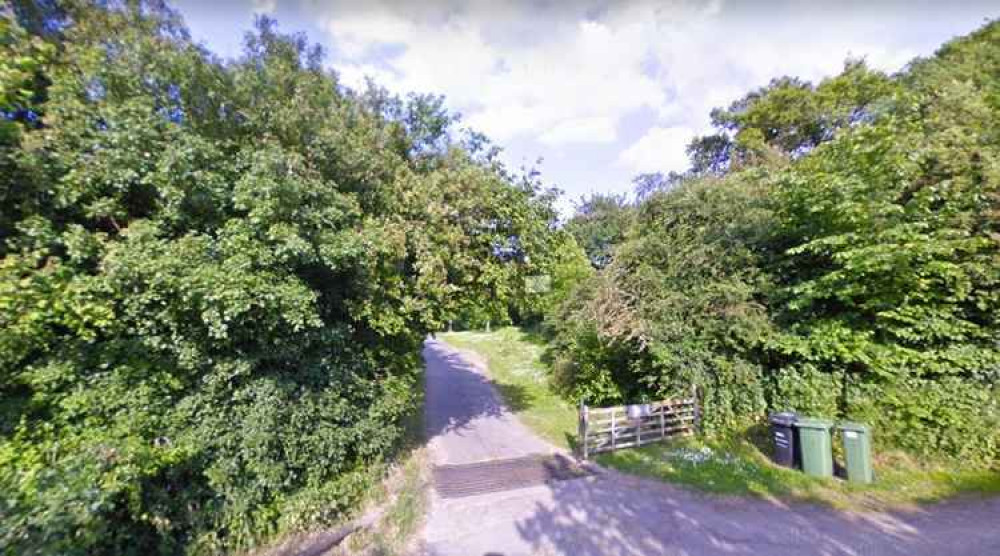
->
[418,338,1000,556]
[423,338,556,466]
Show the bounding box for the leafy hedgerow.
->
[0,2,573,554]
[551,21,1000,463]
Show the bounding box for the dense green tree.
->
[0,3,567,554]
[563,193,634,268]
[0,9,54,245]
[765,21,1000,458]
[688,60,896,175]
[553,21,1000,461]
[512,229,593,326]
[551,173,775,431]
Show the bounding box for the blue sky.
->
[172,0,996,215]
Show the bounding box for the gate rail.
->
[578,387,699,460]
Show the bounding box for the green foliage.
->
[553,21,1000,463]
[845,376,999,461]
[514,231,592,325]
[0,9,55,243]
[767,365,843,418]
[551,174,774,433]
[762,21,1000,460]
[0,3,564,554]
[689,60,897,174]
[563,193,635,268]
[0,11,52,110]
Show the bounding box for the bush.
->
[846,376,1000,461]
[549,174,774,433]
[550,21,1000,464]
[766,364,843,418]
[0,4,564,553]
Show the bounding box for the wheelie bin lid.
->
[837,422,870,433]
[794,417,834,430]
[768,411,798,426]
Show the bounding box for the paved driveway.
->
[419,338,1000,556]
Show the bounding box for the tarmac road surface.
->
[418,338,1000,556]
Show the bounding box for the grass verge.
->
[439,327,578,452]
[598,436,1000,509]
[341,447,429,556]
[445,326,1000,510]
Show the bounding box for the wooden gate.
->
[578,387,699,460]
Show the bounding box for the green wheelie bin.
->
[794,418,834,478]
[838,422,874,484]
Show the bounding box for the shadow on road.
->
[420,339,1000,556]
[422,339,531,440]
[511,471,1000,556]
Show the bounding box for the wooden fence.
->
[578,388,699,460]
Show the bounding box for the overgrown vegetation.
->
[338,447,429,556]
[0,2,573,553]
[2,1,998,550]
[553,22,1000,464]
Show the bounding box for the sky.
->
[172,0,997,214]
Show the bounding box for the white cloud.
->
[300,0,993,178]
[319,2,666,145]
[539,116,618,146]
[619,126,694,174]
[251,0,276,15]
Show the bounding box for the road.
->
[418,338,1000,556]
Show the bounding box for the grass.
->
[439,327,578,452]
[342,447,429,556]
[247,446,429,556]
[445,326,1000,510]
[598,435,1000,510]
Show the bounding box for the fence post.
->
[691,384,701,434]
[660,401,666,439]
[611,408,617,450]
[636,408,642,446]
[579,401,589,460]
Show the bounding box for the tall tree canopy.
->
[563,193,634,269]
[688,60,896,175]
[553,20,1000,462]
[0,2,567,553]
